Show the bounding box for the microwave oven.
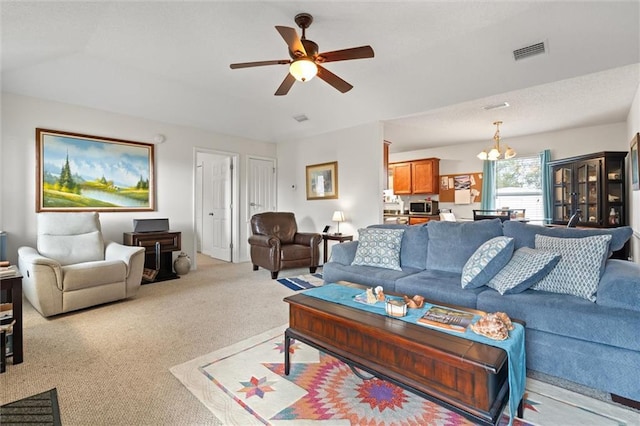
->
[409,201,438,215]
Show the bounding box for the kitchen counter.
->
[383,213,439,225]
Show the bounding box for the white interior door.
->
[247,156,277,222]
[199,152,233,261]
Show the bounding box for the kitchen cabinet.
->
[549,151,628,257]
[390,158,440,195]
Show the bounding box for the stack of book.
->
[0,262,17,278]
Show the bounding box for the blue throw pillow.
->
[427,219,504,273]
[532,234,612,302]
[351,228,405,271]
[487,247,561,295]
[461,236,514,289]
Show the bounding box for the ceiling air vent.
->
[513,41,546,61]
[293,114,309,123]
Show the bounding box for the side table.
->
[1,270,23,369]
[123,231,181,283]
[322,234,353,263]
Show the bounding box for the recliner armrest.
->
[104,241,145,276]
[18,246,62,269]
[294,232,322,246]
[248,234,279,248]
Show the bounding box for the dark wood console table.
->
[1,270,23,370]
[123,231,181,283]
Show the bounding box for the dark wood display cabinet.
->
[549,151,628,258]
[123,231,181,283]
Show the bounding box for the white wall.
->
[0,93,276,265]
[627,83,640,262]
[390,122,629,221]
[277,122,384,260]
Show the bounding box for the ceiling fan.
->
[229,13,374,96]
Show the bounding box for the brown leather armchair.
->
[249,212,322,279]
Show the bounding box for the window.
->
[495,155,543,222]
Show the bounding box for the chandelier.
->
[477,121,516,161]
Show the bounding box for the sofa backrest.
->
[367,223,429,270]
[426,219,504,273]
[37,212,105,266]
[502,221,632,256]
[250,212,298,244]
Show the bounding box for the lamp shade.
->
[332,211,345,222]
[289,58,318,82]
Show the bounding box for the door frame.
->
[193,147,240,267]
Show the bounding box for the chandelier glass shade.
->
[289,58,318,82]
[477,121,516,161]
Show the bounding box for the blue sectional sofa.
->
[323,219,639,404]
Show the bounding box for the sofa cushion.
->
[426,219,504,273]
[502,221,631,257]
[477,288,640,353]
[532,234,611,302]
[62,260,127,291]
[486,247,560,295]
[596,259,640,312]
[395,269,483,309]
[322,262,421,293]
[461,236,514,288]
[352,228,404,271]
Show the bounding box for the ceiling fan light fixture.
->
[289,58,317,82]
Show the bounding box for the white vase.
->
[173,252,191,275]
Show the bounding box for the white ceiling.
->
[2,1,639,153]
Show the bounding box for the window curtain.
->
[540,149,552,224]
[480,160,496,210]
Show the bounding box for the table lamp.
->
[332,211,345,235]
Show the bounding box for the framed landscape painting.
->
[306,161,338,200]
[36,128,155,212]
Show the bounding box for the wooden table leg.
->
[284,329,291,375]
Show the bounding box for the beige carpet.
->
[0,254,310,425]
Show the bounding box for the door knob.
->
[208,213,214,216]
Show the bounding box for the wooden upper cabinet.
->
[391,158,440,195]
[391,162,413,194]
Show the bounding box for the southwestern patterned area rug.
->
[171,326,639,425]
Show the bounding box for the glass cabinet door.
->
[553,165,573,222]
[576,160,600,224]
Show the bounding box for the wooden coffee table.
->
[283,285,523,426]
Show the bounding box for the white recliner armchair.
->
[18,212,146,317]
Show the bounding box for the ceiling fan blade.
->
[230,59,290,69]
[316,65,353,93]
[275,26,306,56]
[275,73,296,96]
[317,45,374,63]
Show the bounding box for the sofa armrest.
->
[328,241,359,264]
[597,259,640,312]
[248,234,279,248]
[18,246,64,316]
[104,241,145,290]
[294,232,322,247]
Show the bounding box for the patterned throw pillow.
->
[487,247,561,295]
[531,234,612,302]
[461,236,514,289]
[351,228,405,271]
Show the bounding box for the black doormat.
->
[0,388,61,425]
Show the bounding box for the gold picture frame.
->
[631,133,639,191]
[306,161,338,200]
[36,128,156,212]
